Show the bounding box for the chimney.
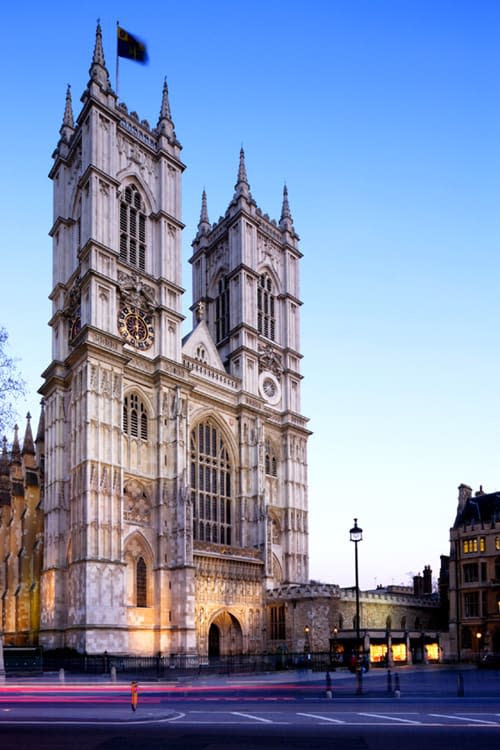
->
[413,573,424,597]
[423,565,432,595]
[457,483,472,513]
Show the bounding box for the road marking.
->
[231,711,273,724]
[359,712,421,725]
[430,714,499,725]
[297,712,345,724]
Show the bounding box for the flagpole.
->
[116,20,120,98]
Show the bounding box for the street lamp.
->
[350,518,363,694]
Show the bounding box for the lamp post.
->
[350,518,363,694]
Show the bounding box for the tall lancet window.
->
[215,275,230,342]
[190,420,232,545]
[257,273,276,341]
[120,185,146,271]
[136,557,147,607]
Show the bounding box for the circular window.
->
[258,371,281,405]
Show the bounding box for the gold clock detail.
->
[118,306,154,350]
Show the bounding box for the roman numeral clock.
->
[118,305,155,350]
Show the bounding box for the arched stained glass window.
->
[136,556,147,607]
[190,420,232,545]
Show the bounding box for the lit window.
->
[480,537,486,552]
[120,185,146,271]
[190,420,232,545]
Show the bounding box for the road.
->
[1,668,500,748]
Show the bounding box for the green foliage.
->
[0,327,27,436]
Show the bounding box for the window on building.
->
[463,563,479,582]
[190,420,232,545]
[495,558,500,581]
[136,557,147,607]
[120,185,146,270]
[270,605,286,640]
[215,276,230,342]
[123,393,148,440]
[257,273,276,341]
[463,537,480,554]
[264,439,278,477]
[464,591,480,618]
[480,537,486,552]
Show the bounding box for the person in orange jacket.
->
[130,680,139,711]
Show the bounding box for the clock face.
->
[118,306,154,350]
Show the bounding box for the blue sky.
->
[1,1,500,589]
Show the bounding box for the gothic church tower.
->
[40,24,309,657]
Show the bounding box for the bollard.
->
[387,669,392,694]
[110,665,117,682]
[59,667,65,683]
[457,671,464,697]
[394,673,400,698]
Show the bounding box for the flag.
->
[117,26,148,64]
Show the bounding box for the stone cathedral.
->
[35,24,310,656]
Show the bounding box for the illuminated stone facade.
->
[448,483,500,661]
[38,25,309,656]
[0,415,44,646]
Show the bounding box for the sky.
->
[1,0,500,591]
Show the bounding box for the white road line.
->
[430,714,499,725]
[231,711,273,724]
[359,712,421,725]
[297,712,345,724]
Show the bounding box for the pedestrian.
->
[130,680,139,711]
[325,671,332,699]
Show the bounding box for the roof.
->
[454,491,500,527]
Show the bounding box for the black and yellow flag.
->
[117,26,148,64]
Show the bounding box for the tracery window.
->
[257,273,275,341]
[123,393,148,440]
[120,185,146,270]
[136,557,147,607]
[190,420,232,545]
[215,276,230,342]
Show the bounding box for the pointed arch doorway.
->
[208,611,243,658]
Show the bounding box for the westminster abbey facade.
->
[1,25,309,656]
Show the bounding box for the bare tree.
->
[0,327,27,436]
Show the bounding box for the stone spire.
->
[22,413,35,456]
[59,85,75,145]
[88,21,111,91]
[197,190,211,236]
[157,78,175,138]
[10,425,21,465]
[234,147,250,197]
[0,436,8,477]
[279,184,294,231]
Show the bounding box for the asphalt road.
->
[2,672,500,750]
